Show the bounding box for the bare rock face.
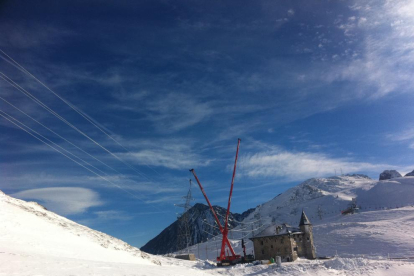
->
[379,170,402,180]
[140,203,254,255]
[405,170,414,177]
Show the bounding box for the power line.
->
[1,108,110,178]
[202,219,263,233]
[0,95,121,174]
[0,49,124,147]
[0,49,162,177]
[0,108,164,212]
[0,72,151,181]
[216,212,261,225]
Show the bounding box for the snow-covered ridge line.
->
[0,189,159,265]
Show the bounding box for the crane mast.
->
[190,138,241,265]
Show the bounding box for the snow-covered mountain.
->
[178,174,414,260]
[141,203,254,254]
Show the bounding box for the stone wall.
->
[252,235,299,262]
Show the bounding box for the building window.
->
[307,237,310,241]
[271,245,273,249]
[280,239,284,244]
[262,250,265,255]
[261,241,263,245]
[294,247,298,252]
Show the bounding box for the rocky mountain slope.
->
[379,170,402,180]
[141,203,254,254]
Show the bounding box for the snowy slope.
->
[0,189,224,276]
[0,189,155,265]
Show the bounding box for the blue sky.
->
[1,0,414,247]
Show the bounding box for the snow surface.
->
[2,175,414,275]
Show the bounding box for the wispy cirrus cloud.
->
[238,144,408,182]
[387,128,414,142]
[145,93,214,133]
[109,136,215,170]
[321,0,414,98]
[77,210,135,226]
[387,128,414,150]
[0,23,73,49]
[11,187,103,215]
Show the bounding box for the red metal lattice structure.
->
[190,138,241,264]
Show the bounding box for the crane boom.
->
[189,138,241,264]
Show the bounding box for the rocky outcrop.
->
[140,203,254,255]
[379,170,402,180]
[405,170,414,177]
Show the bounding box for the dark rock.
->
[140,203,254,255]
[379,170,402,180]
[405,170,414,177]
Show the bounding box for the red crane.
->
[190,138,241,266]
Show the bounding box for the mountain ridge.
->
[141,203,254,254]
[0,189,157,265]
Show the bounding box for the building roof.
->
[250,223,302,239]
[299,210,311,226]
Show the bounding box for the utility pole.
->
[206,238,209,260]
[174,179,194,253]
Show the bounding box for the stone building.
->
[250,211,316,262]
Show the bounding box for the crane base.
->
[216,258,242,267]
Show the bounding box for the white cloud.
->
[388,128,414,142]
[126,149,211,170]
[327,0,414,98]
[146,93,214,132]
[119,137,212,170]
[387,128,414,150]
[94,210,132,221]
[12,187,103,215]
[0,23,73,49]
[240,150,395,181]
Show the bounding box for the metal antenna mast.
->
[175,179,194,253]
